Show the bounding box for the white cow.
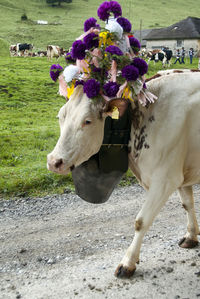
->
[47,70,200,278]
[47,45,63,60]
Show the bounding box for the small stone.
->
[88,284,95,290]
[191,262,196,266]
[19,248,27,254]
[47,258,56,265]
[22,262,27,267]
[195,271,200,277]
[166,267,173,273]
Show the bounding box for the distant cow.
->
[16,43,33,56]
[163,48,173,65]
[9,45,17,56]
[147,49,167,67]
[47,45,63,60]
[37,50,47,57]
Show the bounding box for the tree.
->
[46,0,72,6]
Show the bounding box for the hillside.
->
[0,0,200,51]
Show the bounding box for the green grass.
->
[0,56,199,197]
[0,56,74,197]
[0,0,199,51]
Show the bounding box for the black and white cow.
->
[162,48,173,65]
[147,49,167,67]
[16,43,33,56]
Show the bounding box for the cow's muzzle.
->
[47,154,73,174]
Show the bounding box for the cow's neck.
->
[128,98,155,187]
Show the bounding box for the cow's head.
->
[47,86,128,175]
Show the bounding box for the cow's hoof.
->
[114,264,136,278]
[178,237,199,248]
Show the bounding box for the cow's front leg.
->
[178,186,199,248]
[115,179,177,278]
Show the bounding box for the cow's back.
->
[131,72,200,187]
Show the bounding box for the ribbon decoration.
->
[58,74,68,99]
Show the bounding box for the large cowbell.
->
[72,104,132,204]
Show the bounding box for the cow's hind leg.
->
[178,186,199,248]
[115,176,179,278]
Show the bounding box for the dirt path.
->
[0,184,200,299]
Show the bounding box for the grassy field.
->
[0,0,199,51]
[0,55,73,197]
[0,55,199,197]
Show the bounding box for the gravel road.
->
[0,184,200,299]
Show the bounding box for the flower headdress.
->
[50,1,157,112]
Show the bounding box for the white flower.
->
[63,65,79,83]
[105,18,123,39]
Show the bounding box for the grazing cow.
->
[147,49,167,67]
[16,43,33,56]
[37,50,47,57]
[47,45,63,60]
[163,48,173,65]
[47,70,200,278]
[9,45,17,56]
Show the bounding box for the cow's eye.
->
[83,119,91,125]
[85,120,91,125]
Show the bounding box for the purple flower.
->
[75,80,85,88]
[117,17,132,33]
[97,1,110,21]
[132,57,148,76]
[103,82,119,97]
[121,65,139,81]
[65,52,76,63]
[97,1,122,21]
[105,45,123,56]
[83,32,99,50]
[71,40,86,60]
[49,64,63,82]
[129,37,141,54]
[83,79,100,98]
[110,1,122,18]
[84,17,100,32]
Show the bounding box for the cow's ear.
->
[103,98,129,118]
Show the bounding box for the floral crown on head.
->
[50,1,157,109]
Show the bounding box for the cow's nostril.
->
[54,158,63,168]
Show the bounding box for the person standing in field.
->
[181,47,185,64]
[189,48,194,64]
[174,49,182,64]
